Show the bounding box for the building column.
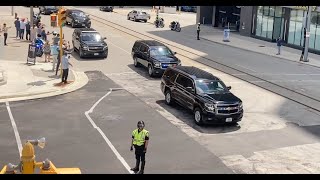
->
[239,6,254,36]
[196,6,214,25]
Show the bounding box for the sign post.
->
[27,44,36,65]
[223,29,230,42]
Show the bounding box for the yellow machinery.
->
[0,138,81,174]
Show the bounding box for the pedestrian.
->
[130,121,149,174]
[25,21,31,40]
[43,40,51,63]
[30,24,37,42]
[1,23,11,46]
[19,18,26,40]
[197,22,200,40]
[61,50,73,84]
[53,33,60,45]
[51,43,59,71]
[37,24,42,36]
[276,37,283,55]
[14,17,20,39]
[41,28,47,41]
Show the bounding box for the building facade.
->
[197,6,320,54]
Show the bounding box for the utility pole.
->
[30,6,34,28]
[300,6,312,62]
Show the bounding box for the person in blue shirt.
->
[276,37,283,55]
[61,50,73,83]
[50,44,59,71]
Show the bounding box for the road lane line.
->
[108,41,131,55]
[6,101,22,157]
[236,64,257,73]
[85,88,133,174]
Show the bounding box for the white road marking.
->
[236,64,257,73]
[108,41,131,55]
[6,101,22,157]
[84,88,134,174]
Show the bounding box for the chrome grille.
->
[216,103,240,115]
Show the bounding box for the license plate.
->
[94,53,99,56]
[226,118,232,122]
[82,24,85,26]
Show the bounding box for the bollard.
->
[14,13,17,19]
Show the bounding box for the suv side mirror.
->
[174,52,177,55]
[103,37,107,40]
[186,87,194,93]
[227,86,231,90]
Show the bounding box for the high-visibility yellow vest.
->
[132,129,149,146]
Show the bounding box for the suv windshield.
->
[72,11,86,17]
[81,33,102,42]
[150,46,173,57]
[45,6,56,9]
[195,79,228,94]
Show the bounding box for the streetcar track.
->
[79,10,320,113]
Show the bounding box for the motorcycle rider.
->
[155,14,160,28]
[170,21,176,30]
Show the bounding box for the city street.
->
[1,6,320,174]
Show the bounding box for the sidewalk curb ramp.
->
[0,70,88,103]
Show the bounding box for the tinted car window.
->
[72,11,86,17]
[139,45,148,53]
[150,46,173,56]
[80,32,102,42]
[176,74,193,88]
[195,79,227,94]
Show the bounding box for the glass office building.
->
[253,6,320,52]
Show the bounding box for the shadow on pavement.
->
[127,64,162,81]
[155,99,241,134]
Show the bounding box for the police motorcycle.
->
[169,21,181,32]
[34,34,44,57]
[154,17,164,28]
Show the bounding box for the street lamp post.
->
[30,6,34,28]
[300,6,312,62]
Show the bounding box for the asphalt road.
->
[74,6,320,103]
[0,71,232,174]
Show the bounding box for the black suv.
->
[161,66,243,125]
[66,9,91,28]
[72,28,108,58]
[39,6,58,15]
[131,40,181,77]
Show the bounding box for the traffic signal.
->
[58,8,66,27]
[50,14,57,27]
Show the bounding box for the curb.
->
[0,70,89,103]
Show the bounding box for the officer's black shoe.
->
[137,170,144,174]
[131,160,140,172]
[137,161,145,174]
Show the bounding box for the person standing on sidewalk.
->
[56,42,70,76]
[1,23,11,46]
[19,18,26,40]
[43,40,51,63]
[197,23,200,40]
[25,21,31,41]
[276,37,283,55]
[14,18,20,39]
[61,50,73,84]
[51,43,59,72]
[130,121,149,174]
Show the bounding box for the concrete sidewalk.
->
[0,60,88,102]
[0,6,88,102]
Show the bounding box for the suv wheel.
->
[165,90,174,105]
[134,16,137,22]
[148,65,154,77]
[194,108,204,125]
[133,56,140,67]
[71,21,75,28]
[127,15,130,20]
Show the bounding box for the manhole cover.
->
[259,45,265,47]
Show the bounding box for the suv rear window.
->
[176,74,194,88]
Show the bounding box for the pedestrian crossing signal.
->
[58,8,67,27]
[50,14,57,27]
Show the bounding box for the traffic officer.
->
[130,121,149,174]
[197,22,200,40]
